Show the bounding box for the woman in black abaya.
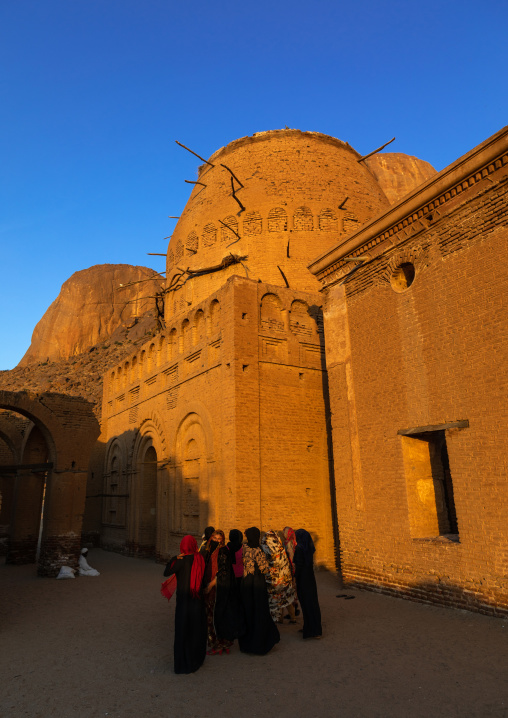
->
[163,535,207,674]
[239,527,280,655]
[294,529,322,639]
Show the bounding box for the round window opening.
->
[390,262,415,292]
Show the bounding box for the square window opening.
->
[401,429,459,539]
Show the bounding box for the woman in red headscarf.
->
[163,535,207,673]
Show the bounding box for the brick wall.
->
[313,128,508,615]
[98,276,336,568]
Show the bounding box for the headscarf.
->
[260,530,293,587]
[202,526,215,542]
[282,527,297,563]
[295,529,316,566]
[180,535,205,598]
[227,529,243,563]
[206,530,225,580]
[244,527,261,548]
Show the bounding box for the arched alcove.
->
[221,215,238,243]
[319,208,338,231]
[140,444,157,554]
[209,299,221,336]
[203,223,217,247]
[186,231,198,255]
[130,418,167,558]
[290,299,315,337]
[260,293,285,332]
[268,207,288,232]
[193,309,205,345]
[174,413,209,535]
[103,439,127,530]
[293,206,313,231]
[243,211,262,235]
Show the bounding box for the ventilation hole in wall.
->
[242,312,247,320]
[129,386,140,404]
[166,388,178,409]
[268,207,287,232]
[203,223,217,247]
[243,211,262,235]
[167,249,174,267]
[129,406,139,424]
[186,231,198,255]
[390,263,416,292]
[175,239,184,262]
[243,364,249,371]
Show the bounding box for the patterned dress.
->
[260,530,296,621]
[239,545,280,654]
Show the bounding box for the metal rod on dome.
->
[219,219,241,240]
[184,180,206,187]
[277,265,290,288]
[147,253,167,256]
[221,164,244,189]
[230,177,245,213]
[168,216,180,219]
[175,141,215,167]
[357,137,396,163]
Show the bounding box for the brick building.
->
[309,126,508,615]
[86,130,393,569]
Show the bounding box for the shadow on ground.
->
[1,550,507,718]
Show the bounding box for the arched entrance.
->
[139,444,157,555]
[0,391,100,576]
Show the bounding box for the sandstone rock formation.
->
[19,265,164,365]
[365,153,437,205]
[0,336,150,413]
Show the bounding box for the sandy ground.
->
[1,550,507,718]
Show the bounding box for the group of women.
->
[162,526,322,674]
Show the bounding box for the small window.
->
[400,427,460,539]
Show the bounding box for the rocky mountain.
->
[19,264,164,365]
[0,264,164,414]
[366,153,437,204]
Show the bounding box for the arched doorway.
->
[139,444,157,555]
[174,413,210,536]
[10,424,51,564]
[0,390,99,576]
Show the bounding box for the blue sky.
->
[1,0,507,369]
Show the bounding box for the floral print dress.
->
[260,530,296,621]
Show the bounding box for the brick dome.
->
[166,129,390,318]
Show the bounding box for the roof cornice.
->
[309,126,508,283]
